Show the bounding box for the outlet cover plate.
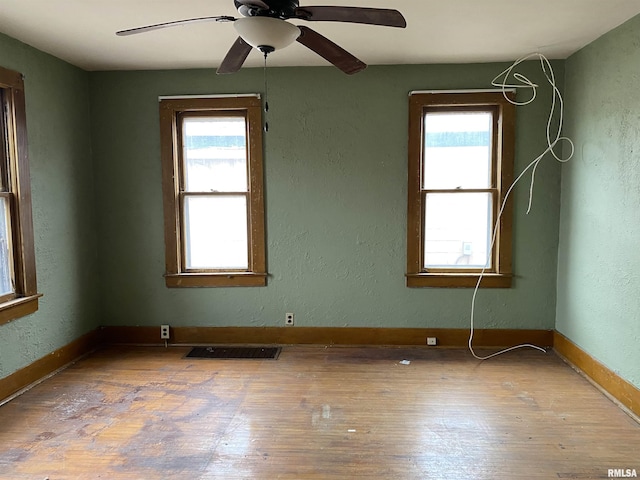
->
[160,325,170,339]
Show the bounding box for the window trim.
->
[159,96,267,288]
[406,91,515,288]
[0,66,40,325]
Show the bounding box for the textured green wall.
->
[90,61,563,330]
[1,12,637,396]
[557,15,640,388]
[0,34,98,379]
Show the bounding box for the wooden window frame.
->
[159,96,267,287]
[0,66,41,325]
[406,91,516,288]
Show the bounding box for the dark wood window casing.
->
[159,96,267,288]
[406,91,516,288]
[0,66,41,325]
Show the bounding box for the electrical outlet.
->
[160,324,170,340]
[285,313,294,326]
[427,337,437,346]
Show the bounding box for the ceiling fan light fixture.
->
[234,16,300,51]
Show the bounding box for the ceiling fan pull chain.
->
[263,51,269,133]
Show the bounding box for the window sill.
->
[406,273,512,288]
[165,273,267,288]
[0,294,43,326]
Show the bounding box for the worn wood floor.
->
[0,345,638,479]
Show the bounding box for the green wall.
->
[0,34,98,379]
[0,29,571,384]
[1,12,637,395]
[557,14,640,388]
[90,61,563,330]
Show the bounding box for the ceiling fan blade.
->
[235,0,270,9]
[217,37,253,74]
[294,6,406,28]
[116,16,235,36]
[296,26,366,75]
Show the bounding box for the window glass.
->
[183,195,248,270]
[182,117,247,193]
[424,192,492,269]
[423,112,492,190]
[0,196,14,296]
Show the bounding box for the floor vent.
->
[185,346,281,360]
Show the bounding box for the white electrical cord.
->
[468,53,575,360]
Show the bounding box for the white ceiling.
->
[1,0,639,72]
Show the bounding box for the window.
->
[0,66,40,325]
[159,96,267,287]
[406,91,515,288]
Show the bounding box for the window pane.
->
[184,195,248,270]
[423,112,492,189]
[0,197,14,295]
[424,192,492,269]
[183,117,247,193]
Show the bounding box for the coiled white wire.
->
[468,53,575,360]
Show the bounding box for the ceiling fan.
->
[116,0,407,75]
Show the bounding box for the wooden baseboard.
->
[0,329,102,404]
[101,325,554,348]
[0,326,552,405]
[4,326,638,421]
[553,331,640,418]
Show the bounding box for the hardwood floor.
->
[0,345,638,479]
